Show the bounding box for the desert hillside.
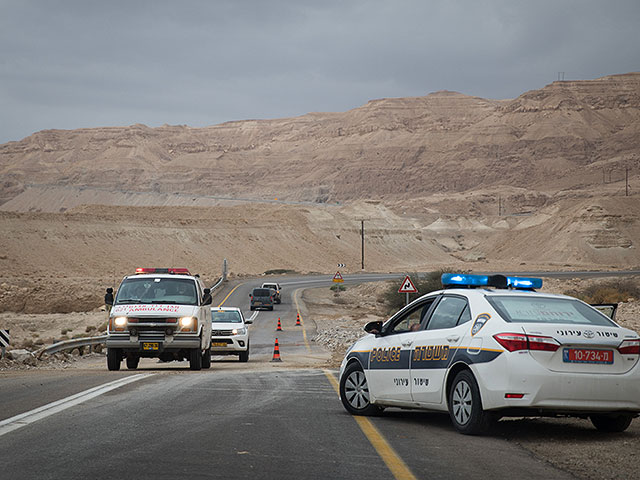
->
[1,73,639,208]
[0,73,638,314]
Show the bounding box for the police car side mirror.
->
[364,320,383,335]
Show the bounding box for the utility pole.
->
[361,219,365,270]
[626,167,630,196]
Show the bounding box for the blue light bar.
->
[507,276,543,289]
[441,273,490,287]
[441,273,542,290]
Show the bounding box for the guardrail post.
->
[223,258,228,281]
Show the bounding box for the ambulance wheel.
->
[590,414,633,432]
[189,348,202,370]
[202,347,211,369]
[448,370,496,435]
[340,362,382,416]
[126,355,139,370]
[107,348,121,371]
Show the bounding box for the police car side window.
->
[425,296,469,331]
[386,298,436,334]
[457,304,472,325]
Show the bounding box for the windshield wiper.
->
[151,300,178,304]
[116,299,142,304]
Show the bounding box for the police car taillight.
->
[618,339,640,355]
[135,267,191,275]
[494,333,560,352]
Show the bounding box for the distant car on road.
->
[210,307,252,362]
[339,273,640,435]
[261,282,282,304]
[249,287,274,311]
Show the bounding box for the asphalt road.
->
[3,271,634,479]
[1,368,574,480]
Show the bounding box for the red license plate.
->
[563,348,613,364]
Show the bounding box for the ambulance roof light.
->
[135,267,191,275]
[441,273,542,290]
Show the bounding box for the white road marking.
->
[0,374,153,437]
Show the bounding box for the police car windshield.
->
[486,296,616,326]
[115,277,198,306]
[212,311,242,323]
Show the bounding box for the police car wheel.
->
[202,348,211,369]
[448,370,495,435]
[189,348,202,370]
[107,348,121,371]
[340,363,382,416]
[590,414,633,432]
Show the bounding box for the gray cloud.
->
[1,0,639,143]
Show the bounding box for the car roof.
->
[212,306,241,312]
[425,288,573,301]
[125,273,195,280]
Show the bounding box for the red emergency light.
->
[135,267,191,275]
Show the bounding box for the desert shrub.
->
[85,325,96,333]
[60,328,70,335]
[566,279,640,304]
[330,284,346,292]
[381,269,458,314]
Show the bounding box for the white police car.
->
[339,274,640,435]
[210,307,252,362]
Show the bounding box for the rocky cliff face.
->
[1,73,639,207]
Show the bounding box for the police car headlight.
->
[179,316,196,328]
[114,317,128,327]
[232,327,247,335]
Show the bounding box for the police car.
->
[210,306,252,362]
[339,274,640,435]
[106,268,213,371]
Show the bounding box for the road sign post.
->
[398,276,418,305]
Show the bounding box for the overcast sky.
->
[1,0,639,144]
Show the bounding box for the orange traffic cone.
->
[295,313,301,326]
[271,338,282,362]
[276,317,282,331]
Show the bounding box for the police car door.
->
[410,295,471,405]
[367,297,437,404]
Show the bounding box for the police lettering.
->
[412,345,449,362]
[371,347,401,363]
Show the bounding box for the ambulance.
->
[106,268,213,371]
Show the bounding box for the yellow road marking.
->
[323,371,417,480]
[217,283,243,307]
[293,288,311,352]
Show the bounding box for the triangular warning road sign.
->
[398,275,418,293]
[333,271,344,283]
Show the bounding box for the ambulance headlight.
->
[180,316,196,328]
[114,317,128,327]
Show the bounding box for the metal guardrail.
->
[35,334,108,358]
[210,276,224,291]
